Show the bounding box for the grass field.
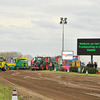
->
[45,70,100,77]
[0,83,24,100]
[0,83,12,100]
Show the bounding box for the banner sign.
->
[62,51,73,60]
[77,38,100,55]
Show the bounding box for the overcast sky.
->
[0,0,100,57]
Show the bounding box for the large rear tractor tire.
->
[40,64,44,70]
[2,67,6,71]
[48,65,50,70]
[44,63,49,70]
[32,69,34,71]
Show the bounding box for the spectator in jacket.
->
[94,62,97,68]
[91,62,94,68]
[87,62,91,67]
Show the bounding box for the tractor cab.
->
[20,58,27,62]
[16,57,28,69]
[44,57,51,62]
[35,57,43,62]
[0,56,6,71]
[11,58,16,63]
[0,57,3,62]
[0,57,6,62]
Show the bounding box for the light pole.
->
[60,17,67,66]
[60,17,67,52]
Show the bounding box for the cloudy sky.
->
[0,0,100,57]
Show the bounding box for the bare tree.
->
[0,52,22,62]
[23,55,33,59]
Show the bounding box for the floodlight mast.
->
[60,17,67,52]
[60,17,67,66]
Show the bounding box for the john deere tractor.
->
[31,56,54,70]
[43,56,51,70]
[31,56,44,70]
[0,56,6,71]
[6,57,28,70]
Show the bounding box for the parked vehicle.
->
[43,56,51,70]
[31,56,53,70]
[0,56,6,71]
[5,57,28,70]
[31,56,44,70]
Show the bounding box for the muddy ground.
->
[0,70,100,100]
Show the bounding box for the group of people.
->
[87,62,97,68]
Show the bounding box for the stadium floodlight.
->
[59,17,67,52]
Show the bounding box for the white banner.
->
[62,51,73,60]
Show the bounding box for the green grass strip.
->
[0,83,26,100]
[44,70,100,77]
[0,83,12,100]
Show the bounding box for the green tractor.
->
[31,56,57,71]
[31,56,44,70]
[31,56,52,70]
[6,57,28,70]
[43,56,51,70]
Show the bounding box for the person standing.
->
[91,62,94,68]
[49,62,52,71]
[87,62,91,67]
[94,62,97,68]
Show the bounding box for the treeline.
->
[0,52,33,62]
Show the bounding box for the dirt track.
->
[0,70,100,100]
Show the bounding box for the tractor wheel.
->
[32,69,34,71]
[46,64,49,70]
[15,66,19,70]
[44,63,49,70]
[7,66,10,70]
[48,65,50,70]
[43,63,46,70]
[1,68,4,71]
[4,65,6,71]
[2,67,6,71]
[40,64,44,70]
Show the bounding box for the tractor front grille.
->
[22,62,27,67]
[23,63,25,67]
